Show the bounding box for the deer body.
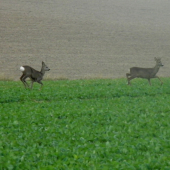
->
[20,61,50,89]
[126,57,163,85]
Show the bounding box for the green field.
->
[1,78,170,170]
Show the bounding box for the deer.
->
[20,61,50,90]
[126,57,163,85]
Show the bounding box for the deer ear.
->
[42,61,44,65]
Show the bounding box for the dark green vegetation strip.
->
[0,78,170,169]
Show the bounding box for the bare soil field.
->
[1,0,170,80]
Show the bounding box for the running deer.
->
[126,57,163,85]
[20,61,50,90]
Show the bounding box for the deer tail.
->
[20,66,25,72]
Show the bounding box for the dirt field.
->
[1,0,170,80]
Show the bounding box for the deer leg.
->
[23,77,29,88]
[20,74,24,83]
[127,76,136,85]
[30,81,34,89]
[126,73,131,85]
[37,81,43,90]
[148,79,152,86]
[126,73,131,78]
[20,75,29,88]
[155,76,163,85]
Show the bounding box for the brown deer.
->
[20,61,50,89]
[126,57,163,85]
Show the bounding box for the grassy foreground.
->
[0,78,170,170]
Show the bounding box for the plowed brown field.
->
[1,0,170,80]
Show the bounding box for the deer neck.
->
[153,64,160,74]
[40,68,45,76]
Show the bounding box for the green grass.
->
[1,78,170,169]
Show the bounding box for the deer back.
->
[130,67,156,78]
[22,66,42,79]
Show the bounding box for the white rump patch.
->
[20,66,25,72]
